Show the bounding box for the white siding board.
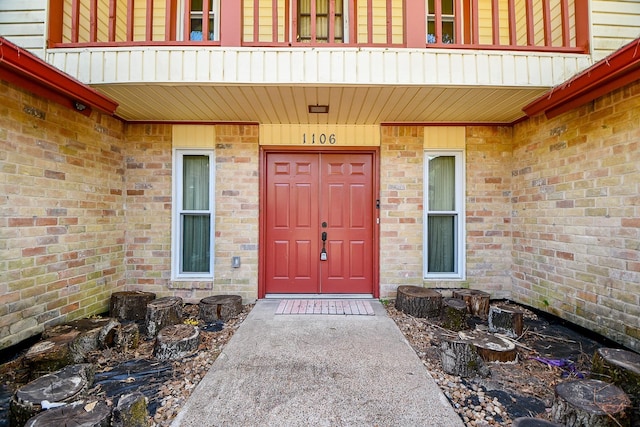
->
[0,23,44,35]
[0,0,44,9]
[222,50,237,83]
[209,50,224,81]
[435,53,451,84]
[449,54,464,85]
[488,55,503,85]
[475,54,490,85]
[305,50,319,83]
[501,55,515,86]
[343,50,358,83]
[591,0,640,60]
[129,50,144,81]
[142,50,156,81]
[369,51,384,84]
[237,50,253,82]
[90,51,104,83]
[0,0,46,57]
[182,50,197,81]
[331,51,344,82]
[514,56,529,85]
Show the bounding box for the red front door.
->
[264,152,375,294]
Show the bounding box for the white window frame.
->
[423,150,465,279]
[172,149,215,280]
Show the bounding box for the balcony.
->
[49,0,589,52]
[44,1,592,124]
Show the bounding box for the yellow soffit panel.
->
[423,126,466,149]
[172,125,216,148]
[260,125,380,147]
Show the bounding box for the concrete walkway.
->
[172,299,464,427]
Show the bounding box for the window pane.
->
[427,215,455,273]
[428,155,455,211]
[182,214,210,273]
[183,155,209,210]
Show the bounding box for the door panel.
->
[265,152,374,294]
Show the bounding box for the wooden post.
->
[395,286,442,318]
[551,379,631,427]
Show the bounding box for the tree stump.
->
[154,324,200,361]
[10,363,94,427]
[395,286,442,318]
[441,298,468,331]
[145,296,183,339]
[512,418,564,427]
[551,379,631,427]
[440,338,488,377]
[115,322,140,351]
[24,400,111,427]
[452,289,490,318]
[199,295,243,322]
[23,332,79,378]
[488,304,524,338]
[110,291,156,323]
[591,348,640,423]
[458,330,517,363]
[112,392,149,427]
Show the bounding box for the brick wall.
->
[0,81,126,349]
[380,126,514,299]
[123,124,260,303]
[511,80,640,351]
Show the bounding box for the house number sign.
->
[302,133,336,145]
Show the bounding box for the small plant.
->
[183,318,199,326]
[379,298,390,307]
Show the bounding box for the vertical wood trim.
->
[367,0,373,44]
[463,0,471,44]
[146,0,154,41]
[272,0,279,43]
[329,0,336,43]
[385,0,392,45]
[165,0,176,41]
[183,0,190,40]
[491,0,499,45]
[310,0,317,43]
[471,0,478,44]
[127,0,135,41]
[292,0,298,43]
[508,0,516,45]
[405,0,426,47]
[109,0,117,41]
[560,0,570,47]
[525,0,534,46]
[284,0,290,44]
[71,0,80,43]
[90,0,98,42]
[434,0,442,43]
[202,0,210,40]
[454,0,462,44]
[348,0,356,43]
[48,0,64,45]
[574,0,589,52]
[542,0,551,46]
[253,0,260,42]
[221,0,242,45]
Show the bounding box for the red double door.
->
[264,152,376,295]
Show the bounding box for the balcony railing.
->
[47,0,589,53]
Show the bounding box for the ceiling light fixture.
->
[308,104,329,114]
[73,101,87,111]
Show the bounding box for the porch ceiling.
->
[96,83,549,124]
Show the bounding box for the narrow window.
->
[173,151,215,278]
[186,0,219,41]
[298,0,344,43]
[424,151,464,278]
[427,0,456,44]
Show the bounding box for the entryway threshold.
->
[275,299,375,315]
[264,293,375,300]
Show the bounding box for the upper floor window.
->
[297,0,345,43]
[184,0,219,41]
[427,0,456,44]
[424,151,465,279]
[173,150,215,279]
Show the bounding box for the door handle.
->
[322,232,327,242]
[320,231,328,260]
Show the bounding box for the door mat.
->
[275,300,375,316]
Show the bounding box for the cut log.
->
[112,392,149,427]
[591,348,640,423]
[441,298,468,331]
[145,296,183,339]
[458,330,517,363]
[24,400,111,427]
[115,322,140,351]
[395,286,442,318]
[23,332,79,378]
[452,289,491,318]
[512,418,564,427]
[154,324,200,361]
[551,379,631,427]
[110,291,156,322]
[199,295,243,322]
[440,338,488,378]
[488,304,524,338]
[10,363,94,427]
